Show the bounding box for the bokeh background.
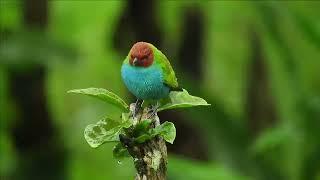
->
[1,1,320,180]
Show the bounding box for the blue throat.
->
[121,64,170,100]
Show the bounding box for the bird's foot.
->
[132,99,143,118]
[147,102,160,119]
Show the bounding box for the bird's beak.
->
[133,57,138,66]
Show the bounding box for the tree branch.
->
[120,103,167,180]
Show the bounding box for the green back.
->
[148,44,179,89]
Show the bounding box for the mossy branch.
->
[120,103,167,180]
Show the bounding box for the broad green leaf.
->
[158,89,210,111]
[68,88,128,111]
[84,118,121,148]
[152,121,176,144]
[121,119,133,129]
[134,121,176,144]
[113,143,130,160]
[84,117,133,148]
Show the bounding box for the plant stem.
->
[120,103,167,180]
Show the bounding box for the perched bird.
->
[121,42,181,114]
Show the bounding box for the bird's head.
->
[129,42,154,67]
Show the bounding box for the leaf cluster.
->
[68,88,210,160]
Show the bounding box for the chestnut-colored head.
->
[129,42,154,67]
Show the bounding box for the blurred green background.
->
[1,0,320,180]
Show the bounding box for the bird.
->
[121,42,182,115]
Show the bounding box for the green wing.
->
[150,44,180,91]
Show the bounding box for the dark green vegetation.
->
[1,1,320,180]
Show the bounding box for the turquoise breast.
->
[121,64,170,100]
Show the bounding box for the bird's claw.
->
[147,102,160,119]
[132,99,143,117]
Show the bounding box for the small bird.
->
[121,42,182,114]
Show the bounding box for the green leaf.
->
[84,117,133,148]
[132,119,152,137]
[134,121,176,144]
[121,112,129,122]
[153,121,176,144]
[134,134,151,144]
[120,113,133,128]
[68,88,129,111]
[113,143,130,160]
[158,89,210,111]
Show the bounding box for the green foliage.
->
[0,31,77,70]
[151,121,176,144]
[69,87,208,159]
[0,134,17,176]
[251,127,293,155]
[168,157,250,180]
[113,142,130,160]
[135,121,176,144]
[68,88,129,111]
[68,88,210,113]
[158,89,210,111]
[132,119,152,137]
[84,115,132,148]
